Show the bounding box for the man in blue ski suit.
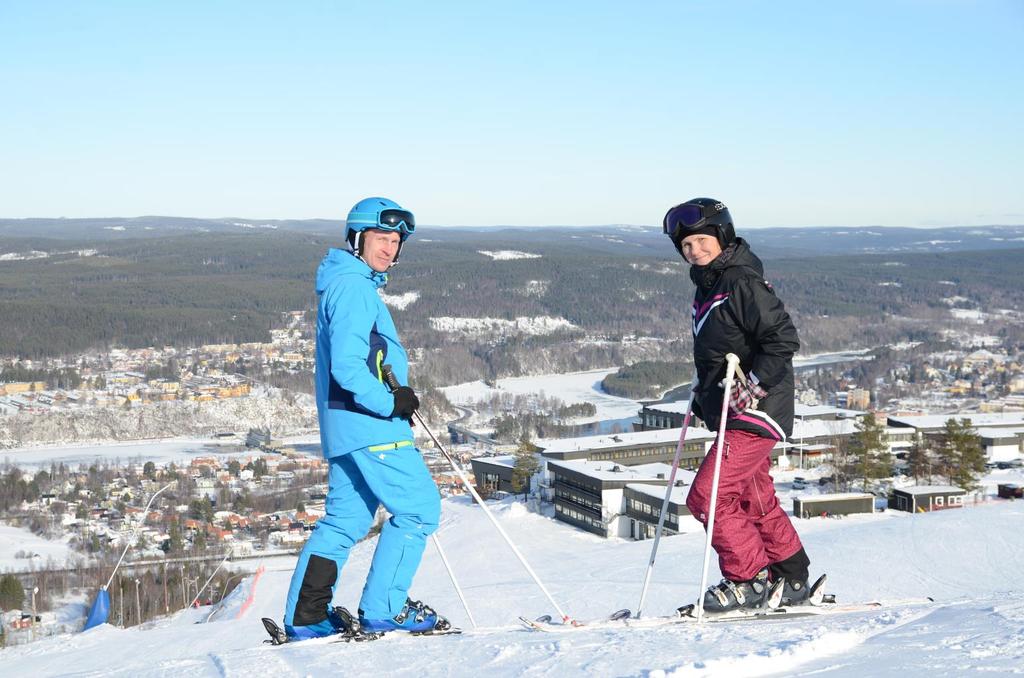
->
[283,196,442,639]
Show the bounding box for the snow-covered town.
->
[0,311,310,420]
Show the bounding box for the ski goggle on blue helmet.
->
[346,197,415,240]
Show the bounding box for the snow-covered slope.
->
[5,498,1024,676]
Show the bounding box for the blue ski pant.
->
[284,443,440,627]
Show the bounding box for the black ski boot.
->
[702,567,772,613]
[769,547,815,607]
[778,578,810,606]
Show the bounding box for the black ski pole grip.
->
[381,364,401,391]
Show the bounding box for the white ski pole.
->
[635,397,695,619]
[431,533,477,629]
[695,353,741,624]
[382,365,577,625]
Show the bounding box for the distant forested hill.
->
[1,225,1022,385]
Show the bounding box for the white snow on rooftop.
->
[896,485,965,495]
[976,427,1024,438]
[887,412,1024,431]
[626,478,694,503]
[642,400,690,414]
[471,454,516,469]
[791,418,859,439]
[643,402,866,422]
[547,459,675,482]
[794,404,866,418]
[538,426,715,454]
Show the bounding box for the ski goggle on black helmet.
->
[663,197,735,249]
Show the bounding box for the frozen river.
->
[0,435,323,471]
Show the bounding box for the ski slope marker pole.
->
[635,396,695,619]
[382,365,576,626]
[695,353,741,624]
[105,482,175,590]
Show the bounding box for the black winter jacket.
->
[688,238,799,441]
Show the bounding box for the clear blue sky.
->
[2,1,1022,228]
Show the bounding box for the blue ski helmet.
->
[344,196,416,262]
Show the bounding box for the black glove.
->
[390,386,419,419]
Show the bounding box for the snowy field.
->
[0,522,74,571]
[441,368,638,423]
[6,493,1024,676]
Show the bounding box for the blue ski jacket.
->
[314,248,413,458]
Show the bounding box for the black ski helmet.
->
[663,197,736,255]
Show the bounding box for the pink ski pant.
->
[685,429,803,581]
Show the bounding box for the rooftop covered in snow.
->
[887,412,1024,432]
[537,426,715,459]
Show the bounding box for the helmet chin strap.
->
[351,231,402,268]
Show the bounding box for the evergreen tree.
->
[511,434,540,500]
[167,518,184,554]
[906,437,934,484]
[937,418,986,491]
[846,413,893,492]
[189,497,215,523]
[0,573,25,610]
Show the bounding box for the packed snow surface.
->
[477,250,542,260]
[6,495,1024,676]
[379,290,420,310]
[0,250,49,261]
[0,523,74,571]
